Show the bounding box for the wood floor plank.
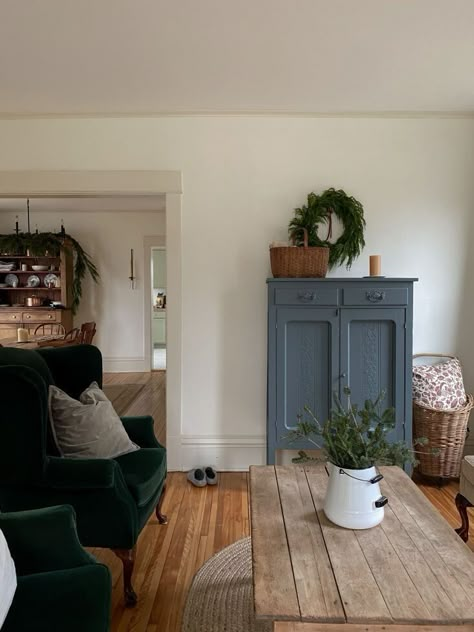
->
[250,465,300,621]
[304,465,392,624]
[275,465,345,622]
[115,473,187,632]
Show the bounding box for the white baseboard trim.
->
[179,434,266,471]
[103,356,149,373]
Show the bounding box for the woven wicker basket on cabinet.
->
[270,229,329,278]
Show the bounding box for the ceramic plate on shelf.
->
[0,303,10,307]
[26,274,40,288]
[5,274,19,287]
[44,273,58,288]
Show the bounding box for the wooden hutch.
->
[0,247,73,341]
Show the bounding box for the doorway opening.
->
[151,246,167,370]
[0,170,183,470]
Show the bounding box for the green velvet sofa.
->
[0,345,167,605]
[0,505,111,632]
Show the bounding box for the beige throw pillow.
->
[48,382,139,459]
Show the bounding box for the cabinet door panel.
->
[340,308,406,441]
[274,308,339,447]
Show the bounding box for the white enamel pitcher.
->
[324,462,388,529]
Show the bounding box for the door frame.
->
[0,170,183,470]
[144,237,166,371]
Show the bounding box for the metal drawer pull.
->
[298,291,316,302]
[366,290,386,303]
[48,315,53,319]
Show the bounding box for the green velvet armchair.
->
[0,505,111,632]
[0,345,167,606]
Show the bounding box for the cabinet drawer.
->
[343,287,408,306]
[274,287,339,306]
[22,311,59,323]
[0,311,21,324]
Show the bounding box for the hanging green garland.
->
[288,188,366,269]
[0,231,99,314]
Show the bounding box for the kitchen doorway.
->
[151,246,167,370]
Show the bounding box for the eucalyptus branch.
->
[288,389,431,469]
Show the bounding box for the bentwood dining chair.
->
[80,322,97,344]
[34,323,66,337]
[64,328,82,343]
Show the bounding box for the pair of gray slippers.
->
[187,466,217,487]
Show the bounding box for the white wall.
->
[0,209,166,371]
[0,116,473,469]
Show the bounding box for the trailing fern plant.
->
[286,388,429,469]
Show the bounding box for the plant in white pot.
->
[286,388,427,529]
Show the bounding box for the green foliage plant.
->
[0,231,99,314]
[286,388,428,469]
[288,188,366,269]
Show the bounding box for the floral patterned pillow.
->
[413,357,466,410]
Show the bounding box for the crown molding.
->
[0,110,473,120]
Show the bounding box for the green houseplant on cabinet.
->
[270,188,366,278]
[286,389,427,529]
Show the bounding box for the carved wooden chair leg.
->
[156,483,168,524]
[455,492,472,542]
[114,547,138,606]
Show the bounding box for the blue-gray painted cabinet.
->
[266,277,417,464]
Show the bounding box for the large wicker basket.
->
[270,229,329,278]
[413,353,473,478]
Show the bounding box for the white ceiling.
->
[0,197,166,213]
[0,0,473,115]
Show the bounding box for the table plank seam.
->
[274,466,303,620]
[302,467,347,622]
[381,471,474,592]
[250,466,301,620]
[354,525,445,624]
[304,466,393,624]
[380,474,474,622]
[380,488,464,623]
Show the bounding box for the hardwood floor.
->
[100,372,473,632]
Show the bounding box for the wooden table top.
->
[1,335,61,349]
[250,464,474,628]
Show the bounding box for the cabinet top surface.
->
[267,277,418,283]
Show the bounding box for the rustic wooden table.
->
[250,465,474,631]
[0,335,62,349]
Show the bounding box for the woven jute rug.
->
[182,537,271,632]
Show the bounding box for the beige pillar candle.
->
[369,255,382,276]
[17,328,28,343]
